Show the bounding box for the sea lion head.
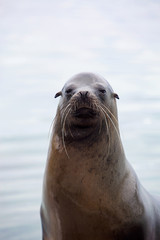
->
[54,73,119,147]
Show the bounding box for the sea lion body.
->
[41,73,160,240]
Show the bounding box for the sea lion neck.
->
[51,123,126,175]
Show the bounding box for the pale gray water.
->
[0,135,46,240]
[0,0,160,239]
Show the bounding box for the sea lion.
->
[40,72,160,240]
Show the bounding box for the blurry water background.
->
[0,0,160,239]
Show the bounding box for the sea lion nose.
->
[79,91,88,100]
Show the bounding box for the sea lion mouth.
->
[66,106,100,141]
[70,107,99,133]
[73,107,97,119]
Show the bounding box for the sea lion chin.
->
[41,72,160,240]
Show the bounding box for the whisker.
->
[98,106,111,158]
[68,121,74,138]
[100,105,124,152]
[101,103,119,125]
[62,108,71,159]
[61,104,71,125]
[59,103,71,113]
[48,117,55,138]
[100,105,120,139]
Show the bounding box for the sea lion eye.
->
[66,88,73,94]
[99,89,106,94]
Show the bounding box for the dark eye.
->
[99,89,106,94]
[66,88,73,94]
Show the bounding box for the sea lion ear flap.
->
[54,91,62,98]
[113,93,119,100]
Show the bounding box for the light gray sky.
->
[0,0,160,136]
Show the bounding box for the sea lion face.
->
[55,73,119,142]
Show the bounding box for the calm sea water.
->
[0,81,160,240]
[0,135,46,240]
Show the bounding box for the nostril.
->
[79,91,88,98]
[85,91,88,97]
